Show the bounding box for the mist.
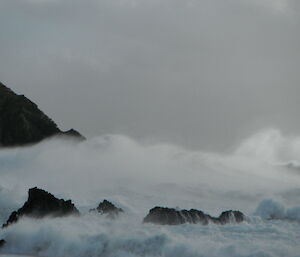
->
[0,129,300,256]
[1,0,300,256]
[1,128,300,218]
[1,0,300,150]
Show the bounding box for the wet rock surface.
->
[2,187,79,228]
[90,200,123,219]
[143,206,245,225]
[0,81,84,147]
[218,210,245,224]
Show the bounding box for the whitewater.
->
[0,129,300,257]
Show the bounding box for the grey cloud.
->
[0,0,300,150]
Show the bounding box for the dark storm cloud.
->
[0,0,300,150]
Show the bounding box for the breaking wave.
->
[1,214,300,257]
[255,199,300,222]
[0,129,300,256]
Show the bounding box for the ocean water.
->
[0,214,299,257]
[0,129,300,256]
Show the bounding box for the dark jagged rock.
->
[143,206,245,225]
[143,207,210,225]
[90,200,123,219]
[0,81,84,147]
[2,187,79,228]
[61,129,86,141]
[0,239,6,248]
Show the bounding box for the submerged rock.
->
[143,206,245,225]
[2,187,79,227]
[90,200,123,219]
[0,81,84,147]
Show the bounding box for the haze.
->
[0,0,300,151]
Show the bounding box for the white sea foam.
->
[0,129,299,256]
[0,213,299,257]
[255,199,300,222]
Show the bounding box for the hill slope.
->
[0,82,84,146]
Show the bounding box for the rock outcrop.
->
[143,206,245,225]
[0,81,84,147]
[90,200,123,219]
[62,129,85,141]
[218,210,245,224]
[2,187,79,228]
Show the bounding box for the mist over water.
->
[0,128,300,256]
[1,0,300,255]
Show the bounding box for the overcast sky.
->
[0,0,300,151]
